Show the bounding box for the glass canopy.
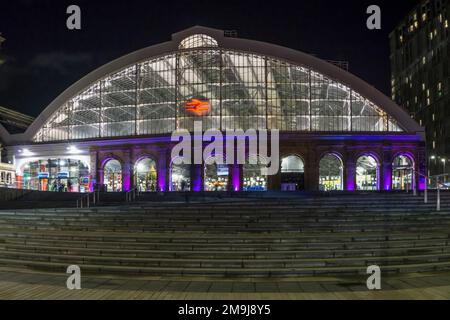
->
[34,38,403,142]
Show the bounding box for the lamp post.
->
[442,158,446,175]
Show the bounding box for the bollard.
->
[437,186,441,212]
[424,186,428,204]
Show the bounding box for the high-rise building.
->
[390,0,450,175]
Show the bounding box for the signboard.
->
[185,97,211,116]
[38,172,49,179]
[57,172,69,179]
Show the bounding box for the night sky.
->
[0,0,419,117]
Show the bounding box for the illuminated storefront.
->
[20,158,89,192]
[170,163,191,191]
[103,159,122,192]
[392,155,414,191]
[205,163,229,192]
[319,154,343,191]
[0,27,426,193]
[281,155,305,191]
[135,158,157,192]
[356,156,379,191]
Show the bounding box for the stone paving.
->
[0,267,449,300]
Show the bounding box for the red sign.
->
[185,97,211,116]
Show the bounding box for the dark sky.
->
[0,0,419,117]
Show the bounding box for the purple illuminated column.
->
[417,148,427,191]
[382,164,392,191]
[382,149,392,191]
[231,164,241,192]
[345,159,356,191]
[158,167,166,192]
[191,164,203,192]
[122,164,131,192]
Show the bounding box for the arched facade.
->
[3,27,426,193]
[319,153,344,191]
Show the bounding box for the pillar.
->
[155,150,169,192]
[230,164,242,192]
[191,164,203,192]
[381,148,392,191]
[268,163,281,191]
[89,150,98,192]
[304,150,319,191]
[417,147,427,191]
[122,151,132,192]
[345,153,356,191]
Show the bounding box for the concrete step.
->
[0,257,449,277]
[2,242,450,260]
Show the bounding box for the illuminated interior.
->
[20,159,89,192]
[319,154,344,191]
[392,155,414,190]
[104,159,122,192]
[356,155,379,191]
[135,158,157,192]
[281,155,305,191]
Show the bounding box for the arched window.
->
[204,155,228,192]
[134,158,157,192]
[204,162,229,192]
[104,159,122,192]
[392,155,414,190]
[243,156,268,192]
[356,155,379,191]
[319,154,343,191]
[171,163,191,192]
[281,155,305,191]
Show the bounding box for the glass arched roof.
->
[179,34,218,49]
[33,36,403,142]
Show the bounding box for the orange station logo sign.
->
[185,97,211,116]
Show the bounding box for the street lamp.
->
[441,158,446,174]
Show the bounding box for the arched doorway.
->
[243,155,268,191]
[134,158,157,192]
[204,162,229,192]
[392,155,414,190]
[281,155,305,191]
[104,159,122,192]
[356,155,379,191]
[171,163,191,191]
[319,154,343,191]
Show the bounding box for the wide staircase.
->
[1,192,450,278]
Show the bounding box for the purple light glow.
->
[383,168,391,191]
[419,177,426,191]
[192,166,202,192]
[232,165,241,192]
[123,172,131,192]
[158,169,166,192]
[346,180,355,191]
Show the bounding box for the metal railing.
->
[411,170,448,211]
[76,191,99,208]
[126,188,141,203]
